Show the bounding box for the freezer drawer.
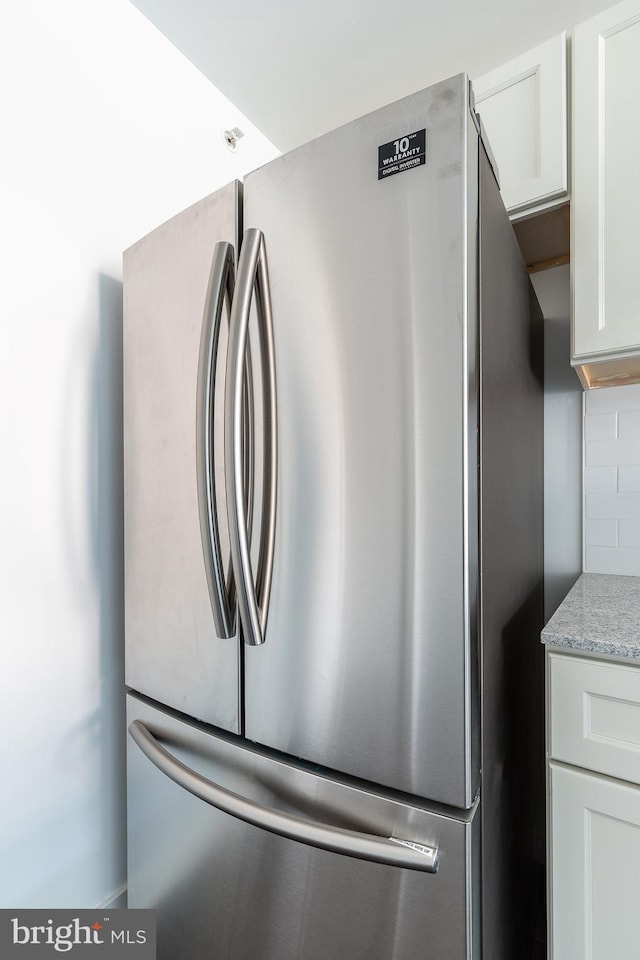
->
[127,694,479,960]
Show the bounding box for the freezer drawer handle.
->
[129,720,440,874]
[225,228,277,647]
[196,241,236,638]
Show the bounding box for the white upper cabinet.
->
[573,0,640,383]
[473,34,567,215]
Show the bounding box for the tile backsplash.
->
[584,383,640,575]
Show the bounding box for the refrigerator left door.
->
[124,182,242,732]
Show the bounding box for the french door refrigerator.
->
[124,73,544,960]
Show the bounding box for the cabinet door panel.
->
[550,762,640,960]
[474,34,567,214]
[573,0,640,362]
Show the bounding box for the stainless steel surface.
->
[479,116,500,188]
[530,264,582,623]
[195,239,257,641]
[195,240,235,639]
[225,228,277,648]
[464,102,481,809]
[477,143,545,959]
[129,718,439,872]
[243,75,477,806]
[127,694,478,960]
[124,182,242,732]
[124,77,546,960]
[242,339,255,549]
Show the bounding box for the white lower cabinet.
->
[548,651,640,958]
[550,762,640,959]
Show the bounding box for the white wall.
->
[0,0,277,908]
[131,0,623,152]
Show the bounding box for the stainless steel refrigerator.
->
[124,73,545,960]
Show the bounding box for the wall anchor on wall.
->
[222,127,245,152]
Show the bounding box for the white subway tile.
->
[583,384,640,573]
[585,383,640,415]
[619,465,640,494]
[619,411,640,440]
[585,413,617,440]
[584,465,618,494]
[585,519,618,546]
[585,493,640,520]
[586,439,640,466]
[584,545,640,576]
[619,521,640,549]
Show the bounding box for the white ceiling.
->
[132,0,619,153]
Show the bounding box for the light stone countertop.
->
[541,573,640,661]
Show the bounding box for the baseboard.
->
[96,883,127,910]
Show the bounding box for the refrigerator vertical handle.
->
[196,241,236,639]
[225,229,277,647]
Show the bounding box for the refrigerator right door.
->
[241,76,480,808]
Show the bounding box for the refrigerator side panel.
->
[123,183,241,732]
[126,694,478,960]
[242,76,476,807]
[478,146,545,959]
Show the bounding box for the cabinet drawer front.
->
[549,653,640,784]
